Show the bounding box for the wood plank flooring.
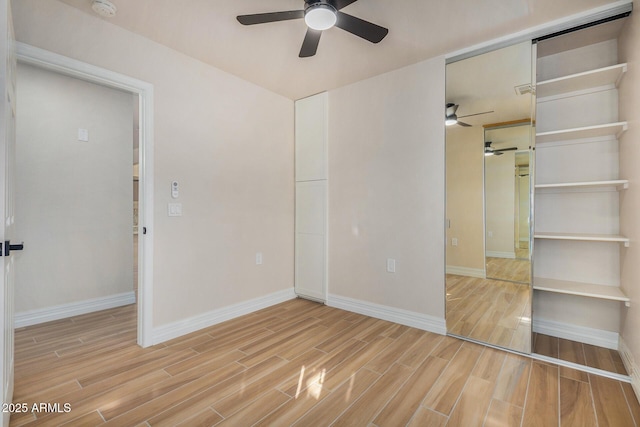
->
[446,274,531,353]
[485,257,531,284]
[11,298,640,426]
[533,332,628,376]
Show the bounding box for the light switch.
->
[171,181,179,198]
[452,238,458,246]
[256,252,263,265]
[168,203,182,217]
[78,128,89,142]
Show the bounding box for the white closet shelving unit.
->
[534,51,630,308]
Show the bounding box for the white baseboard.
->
[533,317,619,350]
[619,337,640,400]
[152,288,297,345]
[486,251,516,259]
[327,294,447,335]
[445,266,485,278]
[295,287,326,303]
[15,292,136,328]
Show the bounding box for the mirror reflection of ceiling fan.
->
[485,141,518,156]
[445,103,494,127]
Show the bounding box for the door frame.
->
[16,42,155,347]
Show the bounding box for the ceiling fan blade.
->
[458,110,494,119]
[299,29,322,58]
[457,121,472,127]
[335,12,388,43]
[237,10,304,25]
[334,0,359,10]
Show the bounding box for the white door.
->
[0,0,16,424]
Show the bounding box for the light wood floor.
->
[534,332,628,376]
[485,257,531,284]
[12,299,640,426]
[447,274,531,353]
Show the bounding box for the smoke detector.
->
[92,0,117,18]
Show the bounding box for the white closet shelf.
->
[536,63,627,98]
[533,277,630,304]
[536,122,628,144]
[534,232,630,247]
[535,179,629,190]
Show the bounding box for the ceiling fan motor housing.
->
[305,0,337,10]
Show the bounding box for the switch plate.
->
[452,238,458,246]
[78,128,89,142]
[256,252,263,265]
[168,203,182,217]
[171,181,179,199]
[387,258,396,273]
[488,231,493,238]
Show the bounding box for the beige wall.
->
[328,57,446,318]
[619,0,640,372]
[12,0,294,327]
[445,126,485,272]
[15,63,133,312]
[485,151,516,257]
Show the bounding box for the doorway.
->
[15,43,154,347]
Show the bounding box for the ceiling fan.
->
[445,103,494,127]
[237,0,389,58]
[485,141,518,156]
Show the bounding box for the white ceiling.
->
[57,0,620,100]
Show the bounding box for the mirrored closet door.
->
[445,41,535,353]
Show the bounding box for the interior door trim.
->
[15,42,155,348]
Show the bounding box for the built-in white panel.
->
[295,181,326,235]
[295,233,326,302]
[295,93,327,182]
[295,93,328,302]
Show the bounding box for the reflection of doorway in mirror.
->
[484,125,532,284]
[515,152,530,260]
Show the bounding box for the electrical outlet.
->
[77,128,89,142]
[387,258,396,273]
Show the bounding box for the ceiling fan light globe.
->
[305,4,337,30]
[445,115,458,126]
